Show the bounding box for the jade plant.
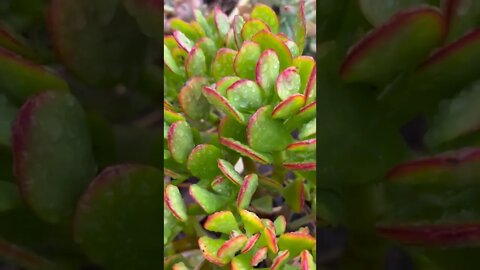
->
[316,0,480,269]
[163,1,317,269]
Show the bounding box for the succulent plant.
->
[163,1,317,269]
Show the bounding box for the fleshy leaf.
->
[271,250,290,270]
[252,30,293,70]
[251,246,267,266]
[340,7,445,86]
[276,67,301,100]
[304,65,316,105]
[195,37,217,68]
[198,236,229,266]
[300,250,316,270]
[237,174,259,209]
[283,162,316,171]
[218,159,243,185]
[274,215,287,236]
[185,46,206,77]
[178,77,210,119]
[13,91,95,223]
[173,30,194,53]
[202,86,245,123]
[189,184,230,214]
[218,116,247,143]
[214,6,230,40]
[256,49,280,101]
[165,184,188,222]
[231,252,252,270]
[164,108,186,124]
[219,137,272,164]
[247,106,292,152]
[167,121,195,164]
[283,178,305,213]
[262,226,278,253]
[74,165,163,269]
[358,0,433,26]
[0,48,69,103]
[272,94,305,119]
[251,4,279,34]
[204,210,239,234]
[293,0,307,53]
[164,45,182,76]
[376,223,480,246]
[226,79,263,112]
[239,209,265,235]
[217,234,248,259]
[216,76,241,96]
[170,18,200,41]
[233,15,246,49]
[49,0,146,86]
[234,41,262,79]
[241,233,261,253]
[187,144,222,180]
[287,139,316,153]
[211,176,238,196]
[212,48,237,81]
[172,262,189,270]
[278,232,316,257]
[298,118,316,139]
[293,56,316,95]
[241,19,270,41]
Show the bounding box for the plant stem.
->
[287,213,314,230]
[271,151,286,184]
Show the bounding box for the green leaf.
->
[226,79,263,113]
[214,6,230,40]
[274,215,286,236]
[293,56,316,95]
[293,1,307,53]
[276,67,301,100]
[164,184,188,222]
[237,174,258,209]
[234,41,262,79]
[298,118,316,139]
[251,4,280,34]
[231,252,252,270]
[212,48,237,81]
[444,0,480,42]
[218,116,247,143]
[218,159,243,185]
[247,106,292,152]
[219,137,272,164]
[272,94,305,119]
[178,77,210,120]
[233,15,246,48]
[173,30,194,52]
[74,165,163,270]
[167,121,195,164]
[12,91,96,223]
[216,76,241,96]
[164,44,182,76]
[283,178,305,213]
[359,0,434,26]
[189,184,229,214]
[169,18,201,41]
[239,209,264,235]
[0,95,17,147]
[0,49,68,104]
[211,176,238,196]
[187,144,222,180]
[251,246,268,266]
[194,10,214,38]
[241,233,261,253]
[185,46,206,77]
[252,30,293,70]
[340,7,445,86]
[49,0,147,86]
[278,232,316,257]
[198,236,229,266]
[204,210,239,234]
[271,250,290,270]
[256,49,280,102]
[300,250,316,269]
[241,19,270,41]
[217,234,247,259]
[195,37,217,68]
[202,86,245,124]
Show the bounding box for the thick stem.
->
[271,151,286,184]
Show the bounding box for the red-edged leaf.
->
[185,46,206,77]
[241,233,260,253]
[300,250,316,270]
[216,76,241,96]
[187,144,222,180]
[256,49,280,101]
[252,30,293,70]
[212,48,237,81]
[167,121,195,163]
[202,86,245,123]
[173,30,194,52]
[241,19,270,41]
[276,67,301,100]
[226,79,264,112]
[178,77,209,119]
[251,246,267,266]
[283,178,305,213]
[233,15,246,48]
[271,250,290,270]
[287,139,316,152]
[272,94,305,119]
[237,174,259,209]
[376,223,480,246]
[274,215,287,236]
[214,6,230,39]
[250,4,280,34]
[283,162,316,171]
[278,232,316,257]
[219,137,272,164]
[247,106,292,152]
[218,159,243,185]
[204,210,239,234]
[239,209,265,235]
[164,184,188,222]
[189,184,229,214]
[217,235,248,259]
[234,41,262,79]
[198,236,229,266]
[263,226,278,253]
